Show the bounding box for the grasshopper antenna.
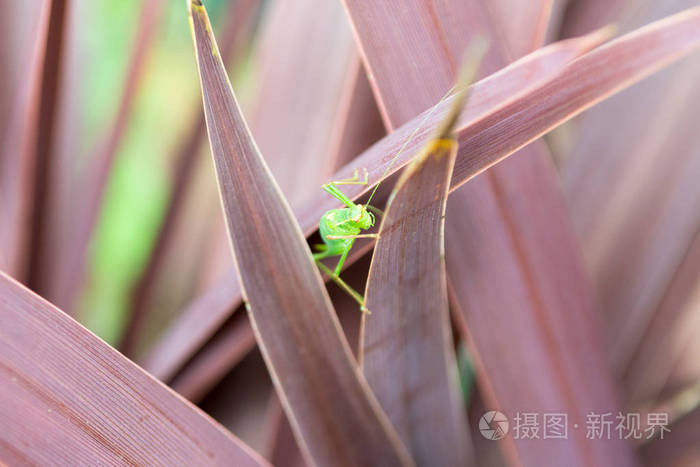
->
[434,37,488,139]
[364,37,488,208]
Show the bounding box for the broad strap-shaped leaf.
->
[142,28,607,381]
[639,405,700,466]
[486,0,553,58]
[363,132,468,464]
[188,2,412,466]
[0,272,266,466]
[141,269,241,382]
[623,227,700,408]
[170,312,256,403]
[452,5,700,189]
[559,0,700,390]
[560,0,627,39]
[0,0,65,282]
[249,0,358,205]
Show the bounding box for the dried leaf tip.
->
[434,37,488,140]
[187,0,220,59]
[187,0,205,17]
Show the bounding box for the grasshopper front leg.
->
[322,169,370,208]
[325,168,369,186]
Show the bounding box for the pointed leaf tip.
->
[188,0,203,16]
[364,127,466,467]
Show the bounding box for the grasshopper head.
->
[350,204,374,230]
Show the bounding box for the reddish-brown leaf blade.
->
[485,0,553,58]
[0,272,267,465]
[0,1,51,279]
[559,0,700,399]
[432,2,626,466]
[345,2,691,465]
[348,8,484,457]
[249,0,358,206]
[0,0,67,283]
[453,6,700,190]
[188,2,412,466]
[170,312,256,403]
[559,0,627,38]
[639,406,700,466]
[141,269,241,381]
[24,0,69,290]
[342,3,624,464]
[623,228,700,409]
[363,136,469,465]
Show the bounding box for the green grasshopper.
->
[312,168,379,312]
[313,44,484,312]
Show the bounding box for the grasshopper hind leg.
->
[315,261,370,314]
[312,243,370,313]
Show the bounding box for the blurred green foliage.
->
[77,0,229,344]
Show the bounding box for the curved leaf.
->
[188,2,412,465]
[0,272,266,466]
[141,269,241,381]
[0,0,66,283]
[142,0,363,382]
[170,312,256,403]
[639,405,700,466]
[560,1,700,389]
[363,131,468,465]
